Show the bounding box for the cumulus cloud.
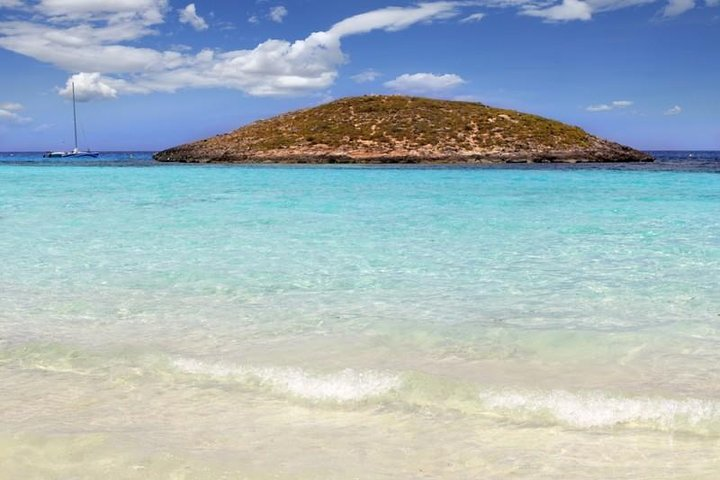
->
[523,0,593,21]
[586,99,633,112]
[460,12,486,22]
[0,101,31,123]
[179,3,208,31]
[58,72,121,101]
[351,69,381,83]
[0,0,713,104]
[385,73,466,93]
[0,3,464,99]
[269,6,288,23]
[0,0,176,74]
[664,105,682,115]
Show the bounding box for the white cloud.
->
[586,0,659,13]
[0,0,23,7]
[586,99,633,112]
[248,15,259,24]
[2,0,709,105]
[179,3,208,31]
[269,6,288,23]
[351,69,381,83]
[0,3,463,100]
[662,0,694,15]
[523,0,593,21]
[460,12,486,22]
[0,0,177,73]
[0,25,184,73]
[34,0,168,24]
[0,109,20,121]
[0,102,23,111]
[0,101,31,123]
[586,104,612,112]
[385,73,466,93]
[328,3,460,37]
[707,0,719,5]
[664,105,682,115]
[58,72,120,101]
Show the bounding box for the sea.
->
[1,151,719,478]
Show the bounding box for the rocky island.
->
[153,95,653,164]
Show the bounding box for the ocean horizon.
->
[2,150,720,170]
[1,151,719,478]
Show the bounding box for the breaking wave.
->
[172,358,401,402]
[173,357,720,434]
[479,388,720,432]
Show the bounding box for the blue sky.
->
[0,0,718,151]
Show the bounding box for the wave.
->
[172,358,401,402]
[478,388,720,432]
[11,344,718,435]
[172,357,720,434]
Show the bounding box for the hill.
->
[153,96,652,163]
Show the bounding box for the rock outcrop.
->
[154,96,653,164]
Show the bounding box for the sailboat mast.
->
[72,82,78,150]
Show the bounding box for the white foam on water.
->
[479,388,720,431]
[172,358,401,401]
[172,358,720,433]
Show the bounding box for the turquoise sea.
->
[1,152,719,478]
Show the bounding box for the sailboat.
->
[43,82,99,158]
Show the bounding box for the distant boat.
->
[43,82,99,158]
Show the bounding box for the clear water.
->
[1,152,719,478]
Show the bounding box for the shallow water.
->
[1,152,719,478]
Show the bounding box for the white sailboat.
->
[44,82,99,158]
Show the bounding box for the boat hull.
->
[43,151,99,158]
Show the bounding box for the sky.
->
[0,0,718,151]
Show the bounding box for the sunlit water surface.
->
[1,152,719,478]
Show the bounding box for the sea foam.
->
[173,357,720,432]
[479,388,720,431]
[172,358,401,401]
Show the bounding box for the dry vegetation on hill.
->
[154,95,652,163]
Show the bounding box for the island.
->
[153,95,653,164]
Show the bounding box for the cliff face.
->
[154,96,653,164]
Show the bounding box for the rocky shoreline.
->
[154,150,653,164]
